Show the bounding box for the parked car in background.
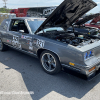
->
[68,13,100,37]
[10,9,18,17]
[0,13,16,24]
[85,14,100,29]
[0,0,100,80]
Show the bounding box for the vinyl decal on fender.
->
[7,39,12,43]
[29,42,33,50]
[36,39,45,48]
[21,35,32,40]
[12,35,21,49]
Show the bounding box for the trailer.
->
[10,6,57,18]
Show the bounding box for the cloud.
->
[96,2,100,4]
[0,0,63,8]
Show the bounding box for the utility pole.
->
[2,0,8,13]
[2,0,7,8]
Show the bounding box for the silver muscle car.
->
[0,0,100,80]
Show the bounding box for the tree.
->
[0,8,12,13]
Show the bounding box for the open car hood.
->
[75,13,100,25]
[35,0,97,34]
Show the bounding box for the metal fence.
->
[0,13,16,24]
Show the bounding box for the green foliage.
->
[0,8,12,13]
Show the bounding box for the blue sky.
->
[0,0,100,14]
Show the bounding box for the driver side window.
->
[9,19,29,34]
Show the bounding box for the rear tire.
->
[0,39,8,51]
[40,50,61,75]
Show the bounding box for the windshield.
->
[86,20,92,24]
[96,21,100,24]
[27,19,45,34]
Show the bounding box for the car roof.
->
[9,17,46,20]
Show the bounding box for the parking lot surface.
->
[0,48,100,100]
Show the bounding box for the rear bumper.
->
[62,65,100,81]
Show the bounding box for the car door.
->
[20,33,33,52]
[9,19,34,52]
[17,20,33,52]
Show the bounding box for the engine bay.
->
[38,30,99,48]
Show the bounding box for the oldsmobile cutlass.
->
[0,0,99,80]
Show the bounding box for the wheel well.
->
[37,49,61,62]
[37,49,46,58]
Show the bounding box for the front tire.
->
[0,39,8,51]
[40,50,61,74]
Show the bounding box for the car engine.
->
[39,30,99,48]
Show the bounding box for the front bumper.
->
[62,64,100,81]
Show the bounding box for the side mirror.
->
[19,30,24,33]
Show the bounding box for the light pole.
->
[2,0,8,12]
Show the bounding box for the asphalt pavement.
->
[0,48,100,100]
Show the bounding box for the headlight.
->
[84,51,94,60]
[84,52,88,60]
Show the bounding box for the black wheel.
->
[40,50,61,74]
[0,39,8,51]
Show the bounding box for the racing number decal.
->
[12,35,21,49]
[36,39,45,48]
